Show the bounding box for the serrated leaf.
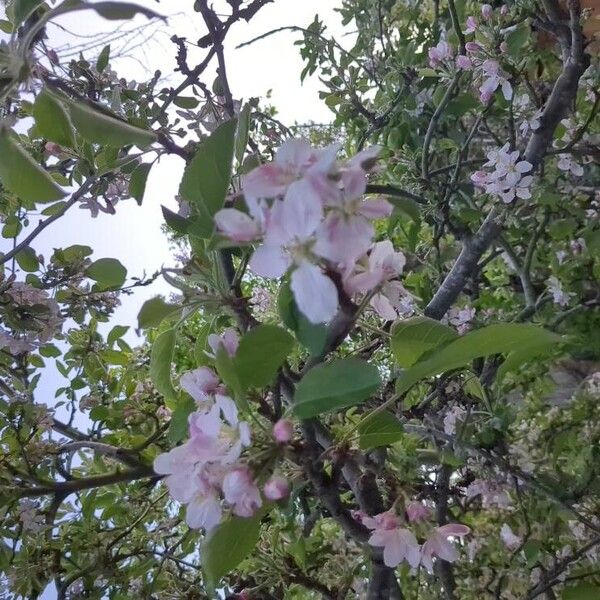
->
[137,296,179,330]
[167,396,195,443]
[391,316,458,367]
[33,88,76,148]
[233,325,294,390]
[294,358,381,419]
[0,127,65,203]
[150,328,177,408]
[358,410,404,449]
[85,258,127,290]
[49,89,156,148]
[129,162,152,205]
[15,247,39,272]
[202,514,262,592]
[395,324,562,395]
[179,119,237,238]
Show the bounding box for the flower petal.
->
[290,262,338,324]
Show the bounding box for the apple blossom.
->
[222,466,262,517]
[420,524,471,573]
[464,16,477,34]
[263,476,290,501]
[363,511,421,569]
[180,367,221,404]
[273,418,294,443]
[428,40,453,67]
[557,155,584,176]
[406,501,432,523]
[207,328,239,358]
[456,54,473,70]
[481,4,493,20]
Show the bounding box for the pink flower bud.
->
[273,419,293,443]
[406,501,432,522]
[500,5,509,16]
[465,41,482,53]
[464,16,478,34]
[45,142,63,157]
[456,55,473,70]
[481,4,493,19]
[263,476,290,501]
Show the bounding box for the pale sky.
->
[1,1,345,597]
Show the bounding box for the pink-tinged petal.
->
[501,79,513,101]
[314,213,374,267]
[180,367,220,403]
[572,162,584,176]
[438,523,471,537]
[341,167,367,201]
[243,163,292,199]
[368,529,391,548]
[358,198,393,219]
[215,394,238,426]
[515,160,532,173]
[370,293,398,321]
[154,452,175,475]
[249,244,291,279]
[290,262,338,324]
[420,542,435,573]
[214,208,260,242]
[382,533,406,568]
[281,179,324,240]
[275,137,313,169]
[516,187,531,199]
[433,537,460,563]
[345,270,383,295]
[186,493,222,531]
[165,472,198,503]
[348,145,382,171]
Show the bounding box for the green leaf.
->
[161,205,191,234]
[8,0,43,26]
[0,20,13,33]
[69,1,163,21]
[278,282,327,356]
[202,514,262,592]
[100,349,129,365]
[234,325,294,390]
[179,118,237,238]
[50,90,156,148]
[173,96,199,109]
[129,162,152,205]
[15,247,39,272]
[358,410,404,449]
[387,196,421,223]
[562,584,600,600]
[33,88,76,148]
[137,296,179,330]
[395,324,562,395]
[496,340,557,384]
[391,316,458,367]
[0,126,65,203]
[235,103,251,164]
[96,44,110,72]
[294,358,381,419]
[150,329,177,408]
[505,21,530,56]
[167,396,195,443]
[86,258,127,290]
[107,325,129,346]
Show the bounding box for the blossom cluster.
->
[0,282,64,355]
[153,329,288,531]
[355,503,470,571]
[214,138,409,323]
[471,143,533,203]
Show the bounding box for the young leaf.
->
[96,44,111,72]
[85,258,127,290]
[49,90,156,148]
[294,358,381,419]
[173,96,199,109]
[391,316,458,367]
[129,162,152,205]
[15,247,39,272]
[202,514,262,592]
[150,328,177,407]
[33,88,76,148]
[167,396,195,444]
[234,325,295,390]
[0,127,66,203]
[7,0,43,26]
[395,324,562,395]
[137,296,179,330]
[358,410,404,449]
[179,118,237,238]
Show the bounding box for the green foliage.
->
[358,410,404,449]
[178,119,237,238]
[149,328,177,407]
[85,257,127,290]
[33,88,76,148]
[137,296,179,330]
[294,358,381,418]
